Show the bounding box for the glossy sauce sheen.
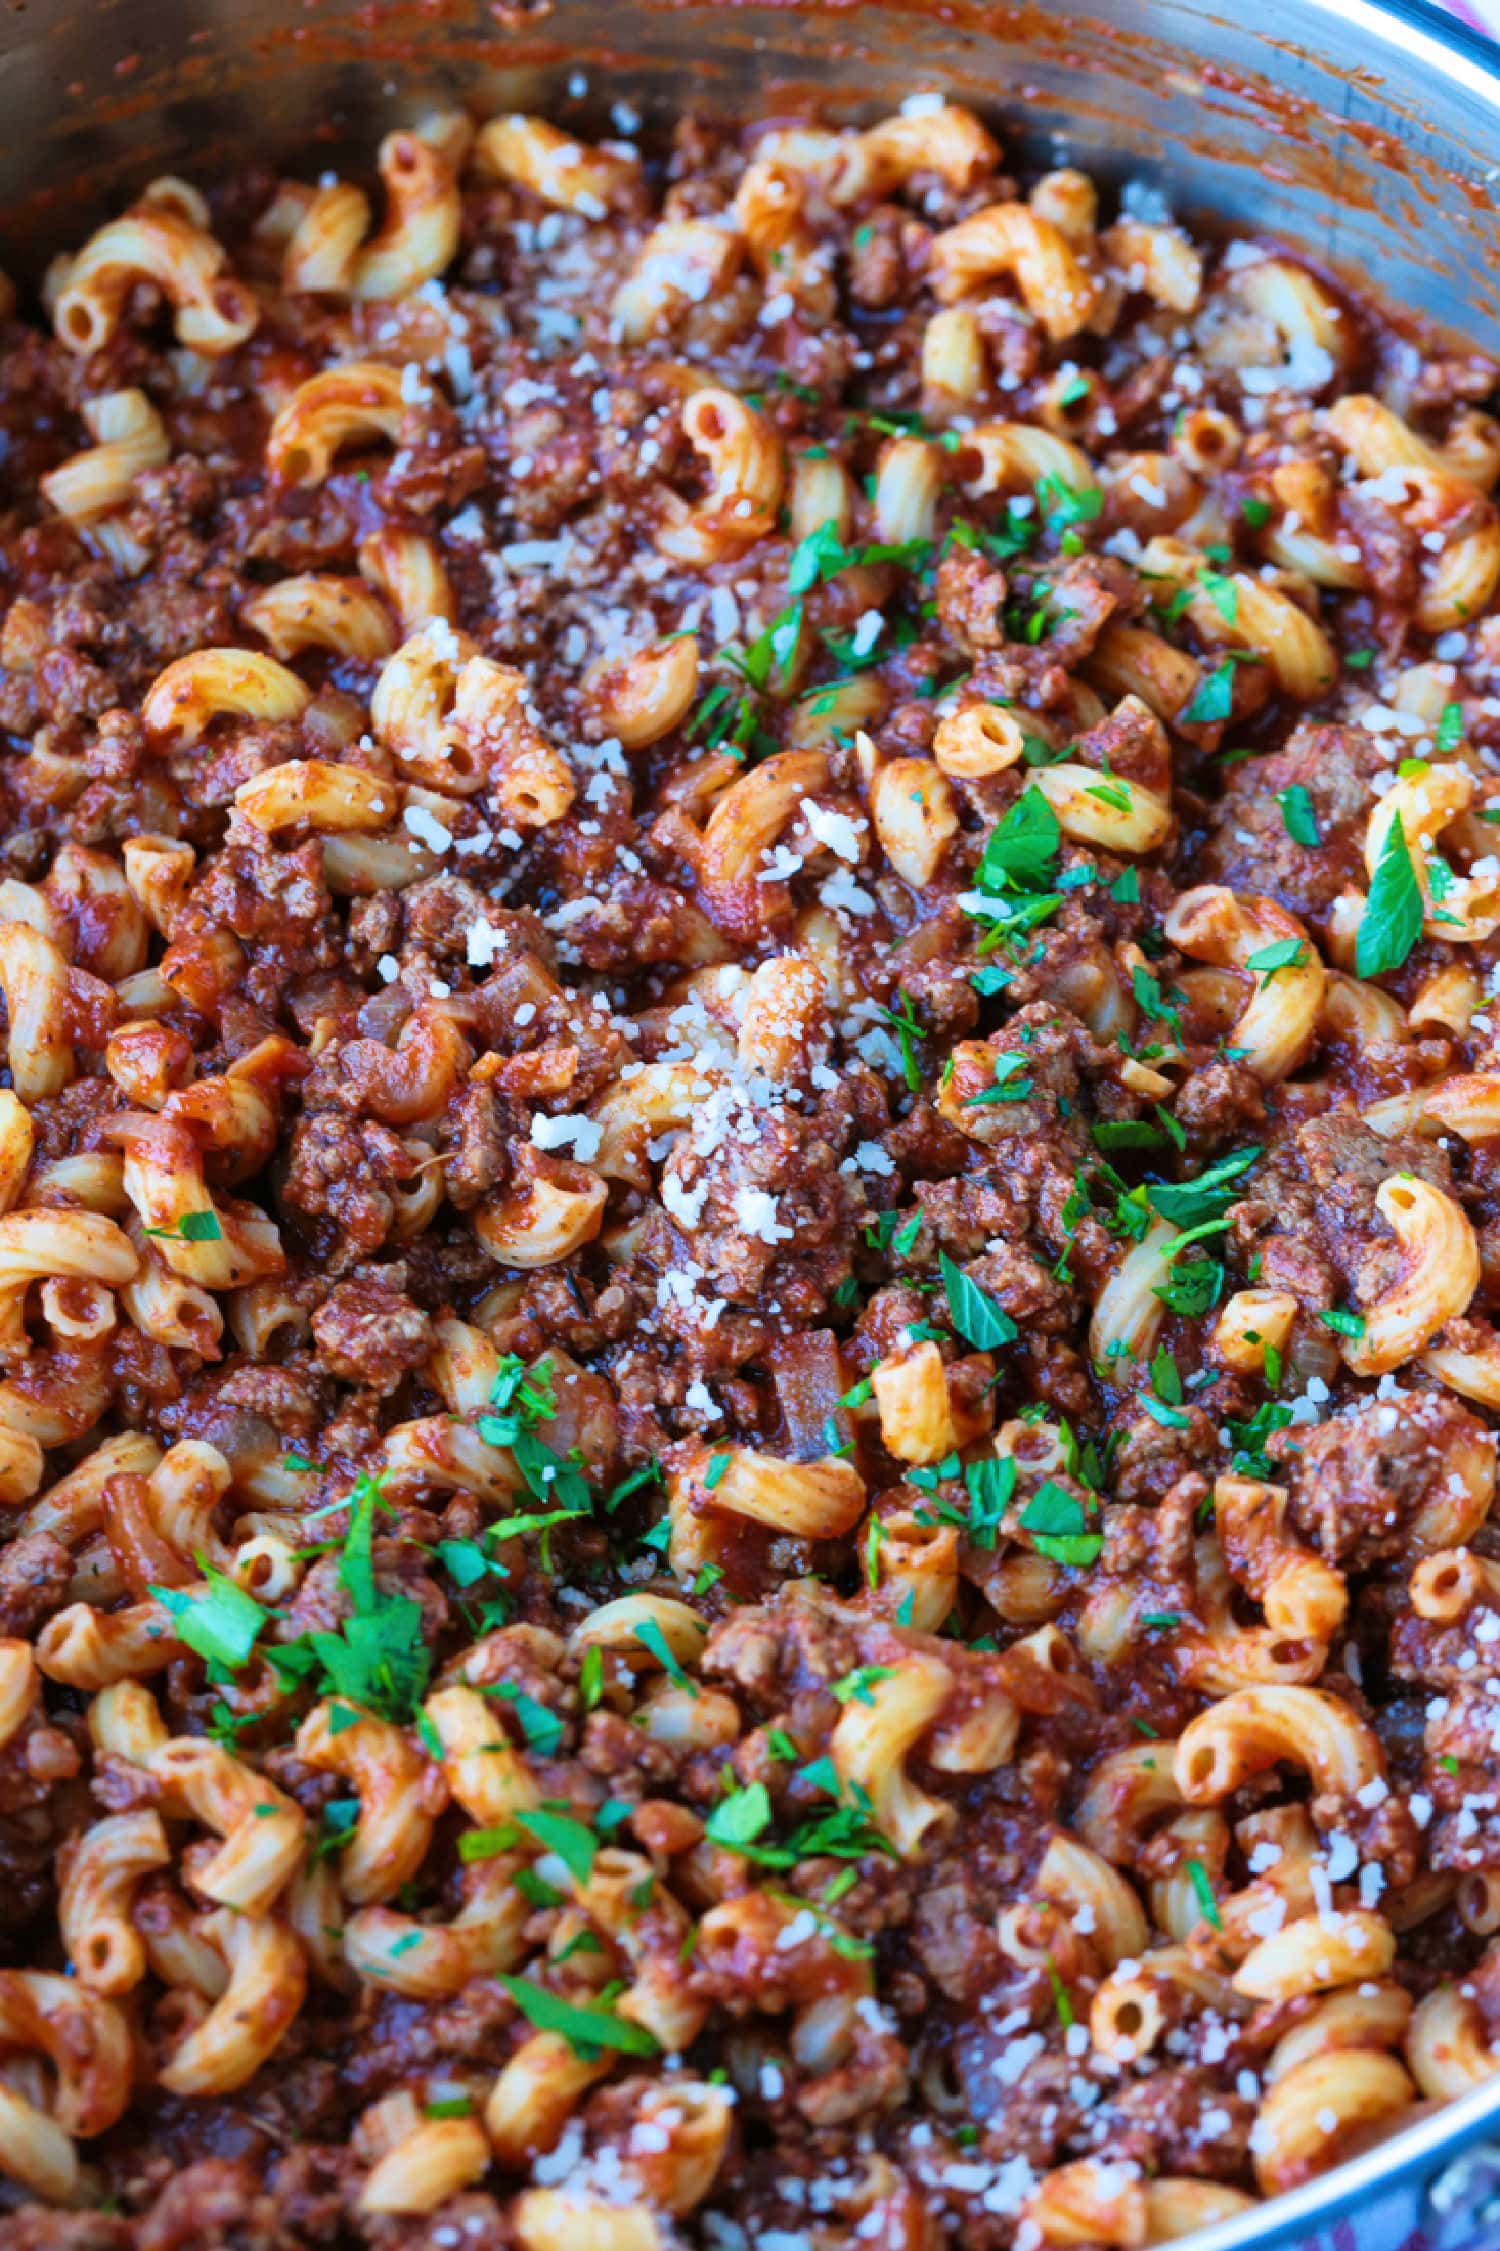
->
[0,96,1499,2251]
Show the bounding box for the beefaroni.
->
[0,59,1499,2251]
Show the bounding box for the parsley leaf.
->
[635,1616,700,1696]
[151,1563,266,1671]
[975,787,1062,893]
[290,1470,431,1722]
[1187,1858,1223,1930]
[1147,1148,1260,1235]
[1139,1390,1190,1430]
[1226,1397,1294,1478]
[1153,1256,1223,1317]
[1036,472,1103,543]
[948,509,1037,565]
[487,1681,565,1756]
[964,1052,1034,1108]
[706,1772,895,1869]
[878,991,927,1095]
[1131,963,1184,1037]
[436,1538,493,1589]
[477,1356,558,1449]
[1245,937,1308,978]
[963,1455,1015,1551]
[499,1974,659,2060]
[511,1430,592,1516]
[939,1252,1018,1351]
[706,1779,775,1854]
[145,1209,223,1242]
[1199,570,1238,626]
[1019,1481,1102,1566]
[1092,1120,1170,1151]
[578,1646,605,1712]
[1276,784,1320,847]
[513,1808,597,1884]
[787,520,930,593]
[1356,812,1424,979]
[831,1664,897,1706]
[1181,660,1236,726]
[1149,1347,1183,1405]
[604,1458,663,1513]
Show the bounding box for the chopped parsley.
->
[964,1052,1034,1107]
[948,508,1037,565]
[1146,1147,1260,1236]
[1153,1256,1224,1318]
[963,787,1065,962]
[831,1664,896,1706]
[1226,1398,1294,1479]
[1037,471,1103,547]
[1245,937,1308,979]
[706,1779,775,1853]
[605,1457,664,1513]
[1276,785,1320,847]
[939,1253,1018,1352]
[486,1681,565,1757]
[1046,1954,1075,2027]
[1019,1481,1102,1567]
[962,1455,1015,1551]
[1131,963,1185,1037]
[1181,661,1235,727]
[267,1469,430,1722]
[151,1562,266,1672]
[578,1646,605,1712]
[705,1771,896,1867]
[499,1974,659,2060]
[512,1808,597,1884]
[1198,570,1238,626]
[144,1209,223,1242]
[878,990,927,1095]
[635,1616,700,1696]
[786,520,931,594]
[1186,1858,1223,1930]
[1357,812,1424,979]
[976,786,1062,892]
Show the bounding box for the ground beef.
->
[310,1269,435,1393]
[0,1532,71,1636]
[1229,1112,1455,1313]
[1194,721,1392,926]
[280,1107,425,1271]
[1274,1392,1496,1570]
